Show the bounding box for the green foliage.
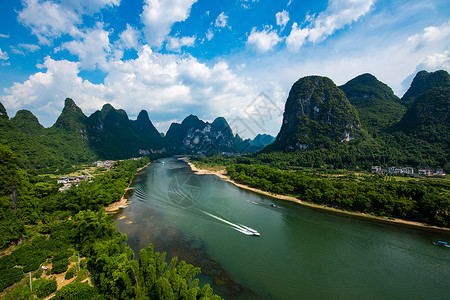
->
[52,282,99,300]
[138,244,221,300]
[339,73,406,134]
[51,252,69,274]
[0,236,50,274]
[0,267,24,292]
[33,278,57,298]
[65,266,76,280]
[271,75,361,151]
[227,164,450,227]
[0,147,221,298]
[2,282,34,300]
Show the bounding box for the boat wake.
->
[203,212,260,236]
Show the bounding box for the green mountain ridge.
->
[268,75,362,151]
[401,70,450,105]
[0,69,448,171]
[339,73,406,134]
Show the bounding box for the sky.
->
[0,0,449,138]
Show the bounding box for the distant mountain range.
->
[0,98,274,170]
[0,69,448,171]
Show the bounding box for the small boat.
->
[240,225,260,236]
[433,241,450,247]
[269,203,276,208]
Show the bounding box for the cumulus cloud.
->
[0,45,262,132]
[247,26,282,52]
[119,24,141,50]
[166,36,196,52]
[58,24,112,70]
[140,0,197,48]
[215,12,229,28]
[18,0,79,45]
[286,0,374,51]
[417,51,450,70]
[17,0,119,45]
[407,21,450,49]
[276,10,290,31]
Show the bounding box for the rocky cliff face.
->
[166,115,237,154]
[0,102,8,120]
[270,75,361,151]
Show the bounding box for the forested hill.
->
[339,73,406,134]
[262,70,449,170]
[267,75,361,152]
[0,145,221,299]
[0,69,448,171]
[0,99,274,171]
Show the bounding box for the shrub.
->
[33,278,57,298]
[0,267,24,292]
[33,267,43,279]
[65,266,76,280]
[52,282,99,300]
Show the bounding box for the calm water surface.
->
[115,158,450,299]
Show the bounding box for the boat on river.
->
[433,241,450,247]
[240,225,260,236]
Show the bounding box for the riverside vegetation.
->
[191,155,450,228]
[0,145,221,299]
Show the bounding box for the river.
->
[115,157,450,299]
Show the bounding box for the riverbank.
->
[105,162,150,214]
[180,157,450,234]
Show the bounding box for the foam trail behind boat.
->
[203,212,258,235]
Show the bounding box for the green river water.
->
[115,157,450,299]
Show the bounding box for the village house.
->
[402,167,414,175]
[418,168,433,176]
[93,160,115,170]
[57,175,88,191]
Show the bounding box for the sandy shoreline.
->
[180,157,450,234]
[105,162,150,214]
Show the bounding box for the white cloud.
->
[0,34,10,38]
[140,0,197,48]
[407,21,450,49]
[19,43,40,52]
[119,24,141,50]
[417,51,450,70]
[0,48,9,60]
[166,36,196,52]
[286,0,374,51]
[276,10,290,30]
[10,43,41,55]
[18,0,79,45]
[215,12,229,28]
[17,0,120,45]
[1,46,265,134]
[241,0,259,9]
[58,24,112,70]
[247,26,282,52]
[285,22,308,51]
[205,28,214,41]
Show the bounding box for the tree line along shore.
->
[0,146,222,299]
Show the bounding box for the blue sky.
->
[0,0,449,138]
